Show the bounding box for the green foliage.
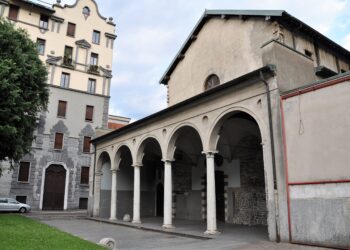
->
[0,214,105,250]
[0,20,49,173]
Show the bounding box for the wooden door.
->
[43,165,66,210]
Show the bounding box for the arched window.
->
[204,74,220,91]
[82,7,90,18]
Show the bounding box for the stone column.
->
[110,169,118,220]
[132,165,141,223]
[93,171,102,217]
[162,160,174,228]
[204,151,219,234]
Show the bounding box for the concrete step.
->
[25,210,88,221]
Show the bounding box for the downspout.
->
[259,70,280,242]
[91,144,96,217]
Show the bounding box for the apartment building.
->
[0,0,118,210]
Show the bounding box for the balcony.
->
[62,56,74,68]
[88,64,100,74]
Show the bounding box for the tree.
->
[0,19,49,175]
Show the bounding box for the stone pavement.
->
[42,218,327,250]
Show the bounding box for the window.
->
[85,105,94,121]
[90,53,98,65]
[54,133,64,150]
[63,46,73,66]
[79,197,88,209]
[82,7,90,17]
[8,5,19,21]
[18,162,30,182]
[57,100,67,117]
[60,72,70,88]
[80,166,89,184]
[204,74,220,91]
[16,196,27,204]
[0,199,7,204]
[304,49,313,58]
[37,38,45,55]
[87,79,96,93]
[92,30,100,44]
[39,14,49,29]
[83,136,91,153]
[67,22,76,37]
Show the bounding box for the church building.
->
[72,9,350,249]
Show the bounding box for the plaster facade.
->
[0,0,118,210]
[90,10,350,249]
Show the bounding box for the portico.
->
[90,66,278,238]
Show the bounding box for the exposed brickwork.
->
[232,135,267,226]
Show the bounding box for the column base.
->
[204,230,220,235]
[109,217,116,221]
[132,219,141,224]
[162,224,175,229]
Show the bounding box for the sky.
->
[41,0,350,121]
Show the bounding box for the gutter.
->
[259,70,280,242]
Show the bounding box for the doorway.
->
[156,183,164,216]
[215,170,225,222]
[42,164,66,210]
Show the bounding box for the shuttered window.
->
[85,105,94,121]
[18,162,30,182]
[67,22,76,37]
[54,133,64,150]
[80,166,89,184]
[8,5,19,21]
[83,136,91,153]
[57,100,67,117]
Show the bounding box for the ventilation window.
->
[204,74,220,91]
[304,49,313,58]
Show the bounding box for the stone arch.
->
[207,106,276,239]
[165,122,204,160]
[96,150,111,172]
[113,143,133,169]
[207,106,267,152]
[135,134,163,165]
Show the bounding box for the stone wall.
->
[231,135,267,226]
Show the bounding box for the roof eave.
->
[93,64,276,145]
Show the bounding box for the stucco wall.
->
[282,80,350,182]
[167,17,274,106]
[46,86,107,137]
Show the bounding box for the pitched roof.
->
[159,9,350,85]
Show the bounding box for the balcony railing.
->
[88,64,99,74]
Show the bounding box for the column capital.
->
[162,158,174,163]
[110,168,119,173]
[202,151,218,157]
[131,164,142,168]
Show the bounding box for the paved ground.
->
[42,218,327,250]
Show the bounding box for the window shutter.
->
[54,133,63,149]
[57,101,67,117]
[18,162,30,182]
[83,136,91,153]
[67,23,76,37]
[81,166,89,184]
[85,106,94,121]
[9,5,19,20]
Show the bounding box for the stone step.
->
[24,210,88,221]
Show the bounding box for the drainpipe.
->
[259,70,280,242]
[91,145,96,217]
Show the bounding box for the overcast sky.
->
[44,0,350,121]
